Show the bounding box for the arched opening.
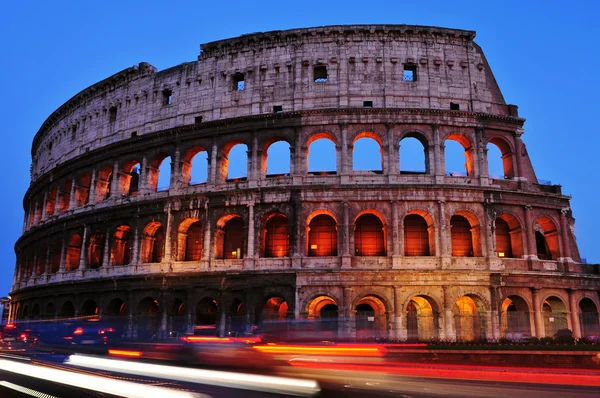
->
[182,148,208,185]
[265,140,291,176]
[59,179,72,213]
[81,299,99,317]
[45,303,56,319]
[45,186,58,216]
[228,298,246,335]
[495,214,524,258]
[355,296,387,339]
[450,215,474,257]
[120,161,141,196]
[87,230,105,269]
[136,297,160,340]
[177,219,203,262]
[404,214,431,256]
[58,301,75,318]
[501,295,531,338]
[535,216,560,260]
[170,298,187,334]
[454,296,485,341]
[31,304,40,320]
[225,143,248,181]
[106,298,127,316]
[445,134,473,177]
[307,296,339,336]
[263,214,289,257]
[353,134,383,172]
[65,233,82,271]
[20,305,29,320]
[140,222,165,263]
[406,296,439,341]
[400,136,428,174]
[95,166,112,202]
[307,214,337,256]
[34,198,43,224]
[307,136,336,174]
[579,298,600,338]
[147,155,171,192]
[111,225,132,266]
[487,138,514,179]
[36,244,47,275]
[75,172,91,207]
[542,296,568,337]
[216,216,245,259]
[196,297,218,326]
[261,296,289,322]
[50,239,61,273]
[354,213,385,256]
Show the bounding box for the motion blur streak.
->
[252,344,383,357]
[0,359,205,398]
[108,349,143,357]
[67,354,321,397]
[0,381,57,398]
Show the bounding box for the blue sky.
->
[0,1,598,297]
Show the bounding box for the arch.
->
[95,165,113,202]
[261,296,289,322]
[111,225,132,266]
[31,304,41,320]
[228,298,246,335]
[222,142,248,181]
[140,222,165,263]
[404,213,432,256]
[579,298,600,338]
[264,139,291,176]
[263,214,290,257]
[495,213,524,258]
[106,298,127,316]
[65,233,82,271]
[306,295,339,335]
[81,299,99,317]
[487,137,514,179]
[136,297,160,339]
[36,243,47,275]
[354,213,386,256]
[58,179,72,213]
[147,153,172,192]
[353,132,383,172]
[49,239,61,273]
[216,215,245,259]
[501,295,531,338]
[542,296,568,336]
[400,134,429,174]
[183,146,209,185]
[87,229,105,268]
[406,295,440,341]
[445,133,474,177]
[307,133,337,174]
[75,171,92,207]
[454,295,486,341]
[20,305,29,320]
[307,213,338,256]
[450,213,480,257]
[355,295,387,339]
[137,297,160,313]
[177,218,202,261]
[196,297,218,326]
[45,186,58,216]
[58,301,75,318]
[45,302,56,318]
[119,160,141,196]
[535,216,560,260]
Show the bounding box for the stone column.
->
[139,155,148,194]
[387,123,398,176]
[340,123,349,175]
[438,201,450,265]
[513,128,525,180]
[102,229,111,267]
[391,201,400,256]
[41,190,48,220]
[110,160,120,197]
[245,203,255,269]
[475,127,488,185]
[524,205,536,259]
[531,288,544,337]
[54,187,62,215]
[442,286,455,340]
[490,286,501,339]
[209,138,218,185]
[58,234,67,272]
[393,286,406,340]
[203,201,212,262]
[341,202,351,269]
[432,124,444,182]
[164,203,173,262]
[343,287,354,338]
[289,145,296,176]
[69,176,77,210]
[78,225,89,270]
[44,244,51,275]
[88,167,97,205]
[170,147,181,190]
[559,209,572,261]
[131,223,140,265]
[568,289,582,339]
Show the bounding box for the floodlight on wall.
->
[498,252,505,257]
[310,245,317,250]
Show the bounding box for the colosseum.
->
[11,24,600,341]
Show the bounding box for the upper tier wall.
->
[31,25,510,182]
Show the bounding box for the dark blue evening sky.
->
[1,1,598,297]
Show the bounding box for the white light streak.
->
[0,381,57,398]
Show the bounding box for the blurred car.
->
[1,323,37,349]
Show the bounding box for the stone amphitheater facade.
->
[11,25,600,341]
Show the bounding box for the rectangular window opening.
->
[162,89,173,105]
[109,107,117,123]
[195,116,203,124]
[273,105,283,113]
[131,131,138,138]
[403,64,417,82]
[450,102,460,111]
[232,73,245,91]
[314,65,328,83]
[363,101,373,108]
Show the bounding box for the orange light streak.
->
[252,344,383,357]
[108,350,142,358]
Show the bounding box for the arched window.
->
[45,186,58,216]
[128,163,141,195]
[487,142,504,179]
[353,135,382,172]
[264,215,289,257]
[50,239,61,273]
[445,134,473,177]
[140,223,165,263]
[155,156,172,191]
[36,244,47,275]
[265,140,291,176]
[226,143,248,180]
[196,297,218,325]
[222,218,245,259]
[81,300,99,317]
[65,233,82,271]
[189,150,208,184]
[59,179,72,212]
[75,172,91,207]
[487,138,514,179]
[535,216,560,260]
[354,214,385,256]
[451,215,473,257]
[307,137,336,174]
[95,166,112,202]
[87,230,105,268]
[111,225,132,265]
[404,214,430,256]
[495,218,513,258]
[308,214,337,256]
[400,136,427,174]
[185,221,203,261]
